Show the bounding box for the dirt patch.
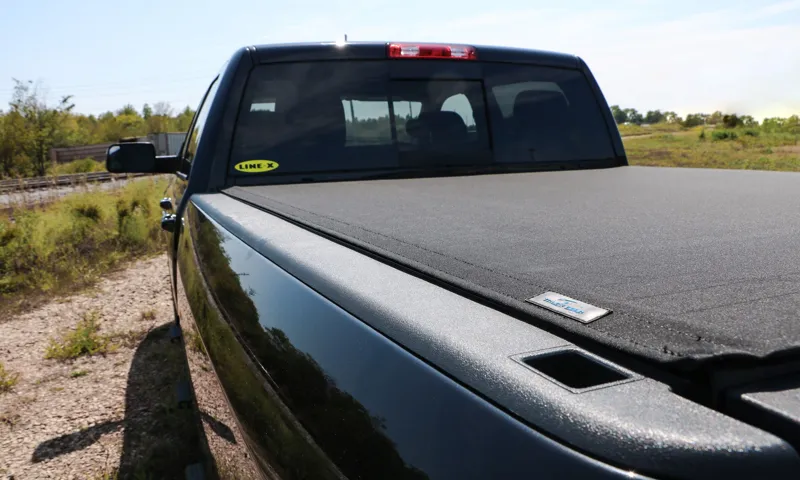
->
[0,254,205,479]
[774,145,800,154]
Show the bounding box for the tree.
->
[623,108,643,125]
[722,114,742,129]
[117,104,138,116]
[762,117,785,132]
[8,79,75,176]
[708,111,724,125]
[740,115,758,127]
[0,85,205,178]
[0,110,29,177]
[174,106,196,132]
[683,114,706,127]
[610,105,627,125]
[786,115,800,135]
[153,101,173,117]
[663,111,682,124]
[644,110,665,124]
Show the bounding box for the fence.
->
[48,132,186,164]
[50,143,112,164]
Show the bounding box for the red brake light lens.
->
[387,43,476,60]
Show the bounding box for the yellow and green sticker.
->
[234,160,279,173]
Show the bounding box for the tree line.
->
[609,105,800,131]
[0,79,195,178]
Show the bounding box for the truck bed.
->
[225,165,800,369]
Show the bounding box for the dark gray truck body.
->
[114,42,800,479]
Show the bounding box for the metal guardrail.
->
[0,172,149,193]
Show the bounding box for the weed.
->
[45,311,114,361]
[141,309,157,321]
[49,157,106,175]
[70,369,89,378]
[698,129,706,140]
[0,411,20,427]
[0,362,20,393]
[110,329,146,349]
[187,330,207,356]
[0,177,168,306]
[89,468,119,480]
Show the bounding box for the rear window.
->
[230,61,614,177]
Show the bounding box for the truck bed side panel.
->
[177,198,652,480]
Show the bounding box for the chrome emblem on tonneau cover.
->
[526,292,610,323]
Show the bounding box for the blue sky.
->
[1,0,798,119]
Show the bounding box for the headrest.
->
[406,111,468,142]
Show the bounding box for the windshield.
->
[229,61,616,178]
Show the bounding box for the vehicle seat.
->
[405,111,469,147]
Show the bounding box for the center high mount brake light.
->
[387,43,476,60]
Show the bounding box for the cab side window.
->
[181,77,220,172]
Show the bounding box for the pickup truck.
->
[107,42,800,480]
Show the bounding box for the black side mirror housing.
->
[106,142,180,173]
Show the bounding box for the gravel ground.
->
[0,254,187,479]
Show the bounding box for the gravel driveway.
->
[0,254,206,479]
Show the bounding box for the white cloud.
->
[757,0,800,16]
[336,4,800,118]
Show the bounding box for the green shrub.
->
[743,129,760,137]
[50,157,106,175]
[698,129,706,140]
[712,130,738,141]
[45,311,114,361]
[0,362,20,393]
[0,177,167,300]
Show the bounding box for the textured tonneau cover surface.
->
[225,166,800,368]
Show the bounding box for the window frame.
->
[178,75,221,174]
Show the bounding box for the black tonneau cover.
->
[225,166,800,369]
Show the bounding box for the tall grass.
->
[625,129,800,171]
[0,177,168,304]
[618,123,688,137]
[50,157,107,175]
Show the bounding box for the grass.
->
[49,157,107,176]
[0,176,168,310]
[186,330,207,356]
[70,369,89,378]
[625,129,800,171]
[88,468,118,480]
[1,411,21,427]
[0,361,20,393]
[618,123,689,137]
[140,309,156,321]
[110,328,148,349]
[45,311,114,361]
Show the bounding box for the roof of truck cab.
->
[250,41,580,68]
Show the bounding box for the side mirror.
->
[106,142,180,173]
